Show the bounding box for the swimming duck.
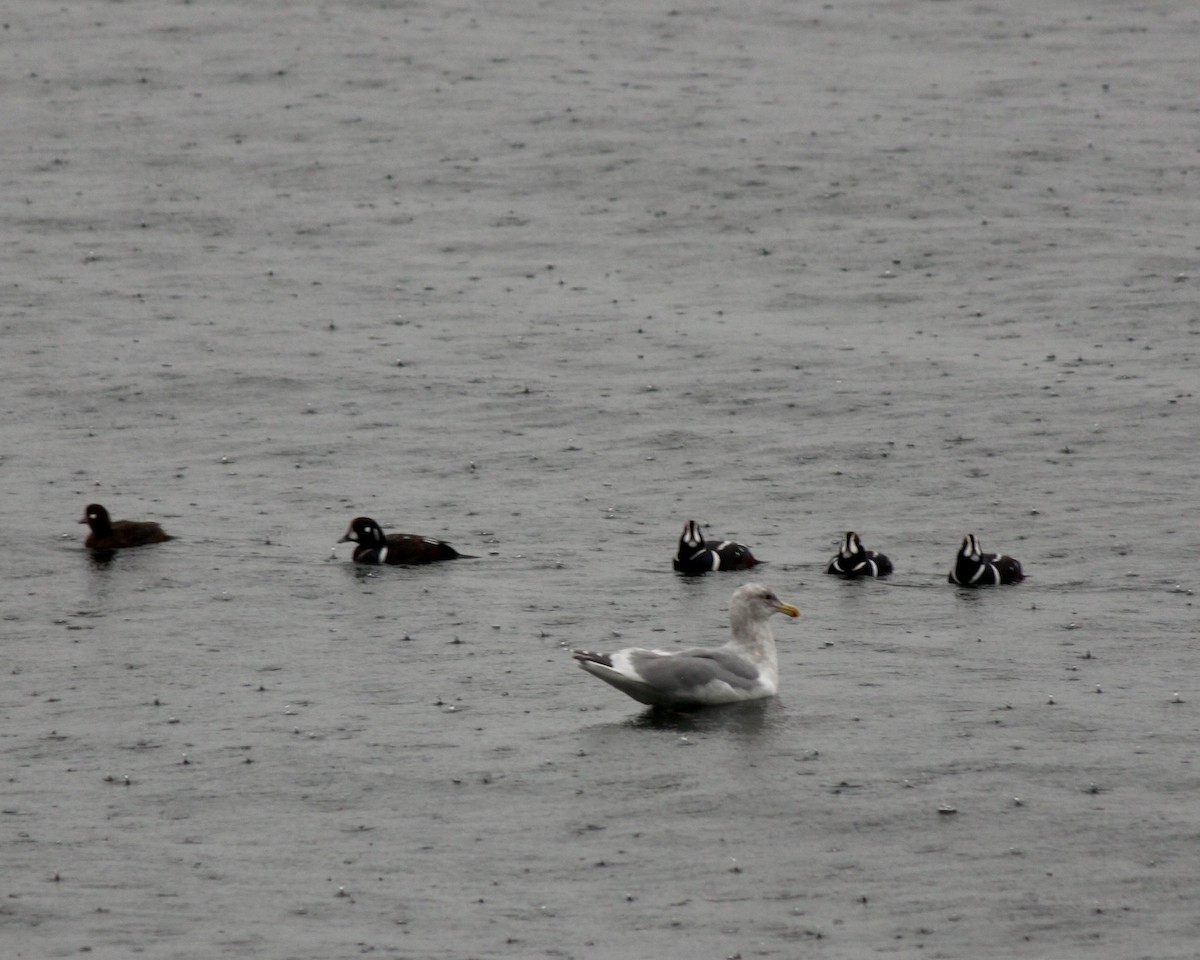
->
[80,503,173,551]
[826,531,893,578]
[948,533,1024,586]
[338,516,473,565]
[672,519,760,574]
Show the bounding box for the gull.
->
[573,583,799,708]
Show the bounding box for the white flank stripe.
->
[968,563,995,585]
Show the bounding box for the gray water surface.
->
[3,1,1199,957]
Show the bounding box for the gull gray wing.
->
[633,649,762,690]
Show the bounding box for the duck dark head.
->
[680,519,706,551]
[838,532,864,559]
[338,517,385,547]
[81,504,112,533]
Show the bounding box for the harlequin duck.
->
[826,531,893,578]
[338,516,474,565]
[80,503,173,550]
[672,519,760,574]
[948,534,1024,586]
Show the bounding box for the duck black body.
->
[672,519,760,574]
[80,503,172,550]
[338,516,472,565]
[826,531,893,578]
[948,534,1024,586]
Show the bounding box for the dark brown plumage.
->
[80,503,173,550]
